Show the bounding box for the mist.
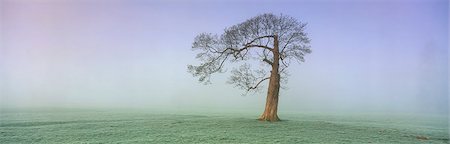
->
[0,0,448,115]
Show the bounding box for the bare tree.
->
[188,13,311,121]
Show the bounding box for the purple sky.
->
[0,0,448,114]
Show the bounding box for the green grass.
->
[0,109,448,143]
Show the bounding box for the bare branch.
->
[244,35,275,47]
[247,77,270,91]
[245,44,273,51]
[263,58,273,65]
[227,64,270,93]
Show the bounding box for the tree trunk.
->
[259,34,281,122]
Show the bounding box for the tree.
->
[188,13,311,122]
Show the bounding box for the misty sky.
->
[0,0,448,114]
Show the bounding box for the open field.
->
[0,109,448,143]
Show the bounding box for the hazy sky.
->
[1,0,448,114]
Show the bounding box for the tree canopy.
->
[188,13,311,93]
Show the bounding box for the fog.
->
[1,0,448,115]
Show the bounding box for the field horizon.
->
[1,108,448,143]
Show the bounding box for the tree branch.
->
[281,33,296,53]
[247,77,270,91]
[244,35,275,46]
[245,44,273,51]
[263,58,273,65]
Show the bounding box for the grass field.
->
[0,109,448,143]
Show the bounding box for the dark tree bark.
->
[259,34,281,121]
[188,13,311,122]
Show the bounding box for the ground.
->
[0,109,448,143]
